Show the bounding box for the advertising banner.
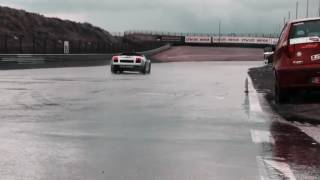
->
[185,36,211,44]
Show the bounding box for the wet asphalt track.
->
[152,46,263,62]
[0,62,319,180]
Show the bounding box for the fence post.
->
[93,42,95,53]
[43,38,47,54]
[97,42,100,53]
[110,43,114,53]
[84,42,87,53]
[53,40,57,54]
[78,40,81,53]
[32,36,36,54]
[103,42,106,53]
[68,41,72,54]
[4,34,8,53]
[19,36,23,53]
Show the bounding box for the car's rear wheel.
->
[275,83,290,104]
[140,64,147,74]
[147,63,151,74]
[111,65,117,74]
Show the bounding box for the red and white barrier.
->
[212,36,278,45]
[184,36,278,45]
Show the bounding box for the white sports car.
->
[110,52,151,74]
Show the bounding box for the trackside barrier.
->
[0,54,112,69]
[152,34,279,47]
[0,44,171,69]
[185,36,278,46]
[211,36,278,45]
[139,44,171,58]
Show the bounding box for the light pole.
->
[218,20,221,43]
[318,0,320,16]
[306,0,309,18]
[288,11,291,20]
[296,1,299,19]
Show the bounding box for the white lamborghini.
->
[110,52,151,74]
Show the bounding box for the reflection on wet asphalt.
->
[0,62,319,180]
[270,122,320,179]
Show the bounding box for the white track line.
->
[250,75,320,145]
[247,74,320,145]
[295,126,320,144]
[257,157,297,180]
[256,157,270,180]
[250,130,275,144]
[246,75,265,123]
[247,76,263,113]
[248,75,296,180]
[264,159,297,180]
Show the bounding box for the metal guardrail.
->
[0,44,171,69]
[139,44,171,57]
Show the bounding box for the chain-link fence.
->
[0,31,278,54]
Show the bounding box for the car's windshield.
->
[290,20,320,38]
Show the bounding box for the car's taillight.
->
[287,45,295,58]
[112,56,119,63]
[136,58,142,63]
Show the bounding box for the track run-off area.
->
[0,46,319,180]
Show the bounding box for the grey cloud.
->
[1,0,320,34]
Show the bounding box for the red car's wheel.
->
[275,83,290,104]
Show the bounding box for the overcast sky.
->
[1,0,320,34]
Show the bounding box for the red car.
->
[273,17,320,103]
